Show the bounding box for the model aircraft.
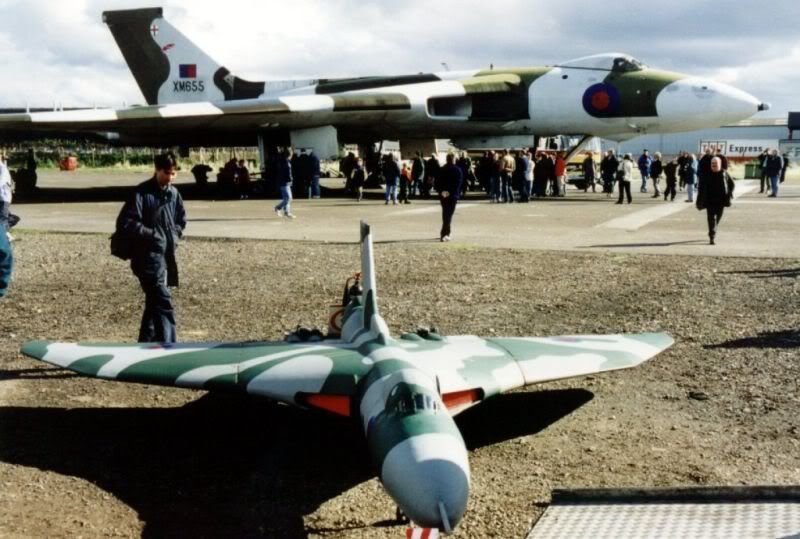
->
[0,7,767,153]
[21,222,673,533]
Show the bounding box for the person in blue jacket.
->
[637,149,652,193]
[0,230,12,297]
[120,152,187,343]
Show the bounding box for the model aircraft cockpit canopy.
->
[390,385,440,416]
[557,53,647,72]
[612,56,646,72]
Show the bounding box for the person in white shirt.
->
[0,156,13,232]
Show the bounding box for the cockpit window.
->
[392,388,440,415]
[612,56,646,73]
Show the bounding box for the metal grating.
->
[528,487,800,539]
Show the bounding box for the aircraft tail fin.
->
[340,222,391,344]
[103,8,265,105]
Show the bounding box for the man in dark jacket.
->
[696,156,733,245]
[424,154,440,198]
[764,149,784,197]
[758,149,770,193]
[120,152,187,342]
[650,152,664,198]
[637,150,652,193]
[582,152,596,193]
[274,148,295,217]
[308,149,321,198]
[411,152,425,198]
[434,153,463,242]
[600,150,619,196]
[663,158,679,201]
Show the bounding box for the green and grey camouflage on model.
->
[22,221,673,532]
[0,7,766,149]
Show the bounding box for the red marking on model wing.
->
[441,388,483,412]
[296,393,352,417]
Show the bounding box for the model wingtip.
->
[20,340,52,361]
[631,332,674,352]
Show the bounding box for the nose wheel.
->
[395,506,409,523]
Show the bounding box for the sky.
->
[0,0,797,118]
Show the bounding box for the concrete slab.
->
[11,170,800,258]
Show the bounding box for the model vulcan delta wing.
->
[21,222,673,533]
[0,7,767,151]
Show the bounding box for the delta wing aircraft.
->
[21,222,673,533]
[0,7,767,154]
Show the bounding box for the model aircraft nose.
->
[657,77,761,129]
[380,432,470,530]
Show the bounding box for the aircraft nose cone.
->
[657,78,761,129]
[380,433,470,530]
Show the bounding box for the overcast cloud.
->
[0,0,797,117]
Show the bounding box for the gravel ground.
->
[0,231,798,538]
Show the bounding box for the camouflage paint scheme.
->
[0,8,764,147]
[21,222,673,532]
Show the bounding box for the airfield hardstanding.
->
[0,7,766,151]
[21,222,673,533]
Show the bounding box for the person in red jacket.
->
[554,152,567,197]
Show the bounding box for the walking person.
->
[352,157,366,202]
[677,150,689,191]
[0,229,11,298]
[696,156,734,245]
[663,157,678,201]
[650,152,663,198]
[0,155,12,236]
[119,152,187,343]
[383,153,401,205]
[518,151,532,201]
[399,162,412,204]
[758,149,770,194]
[682,153,698,203]
[434,153,463,242]
[582,151,597,193]
[764,149,784,198]
[533,152,550,198]
[637,149,652,193]
[274,148,295,218]
[411,151,425,198]
[554,152,567,197]
[524,150,534,201]
[615,153,633,204]
[600,149,619,196]
[308,149,321,198]
[500,149,516,202]
[780,152,790,185]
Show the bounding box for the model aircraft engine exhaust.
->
[20,221,674,533]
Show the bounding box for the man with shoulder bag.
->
[116,152,186,342]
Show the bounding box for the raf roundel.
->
[582,83,621,118]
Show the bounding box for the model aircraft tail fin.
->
[340,222,391,345]
[103,8,265,105]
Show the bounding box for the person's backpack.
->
[110,202,132,260]
[615,165,627,182]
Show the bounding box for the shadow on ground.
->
[721,268,800,279]
[705,329,800,349]
[582,240,707,249]
[0,388,591,537]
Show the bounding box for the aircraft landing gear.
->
[395,506,409,523]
